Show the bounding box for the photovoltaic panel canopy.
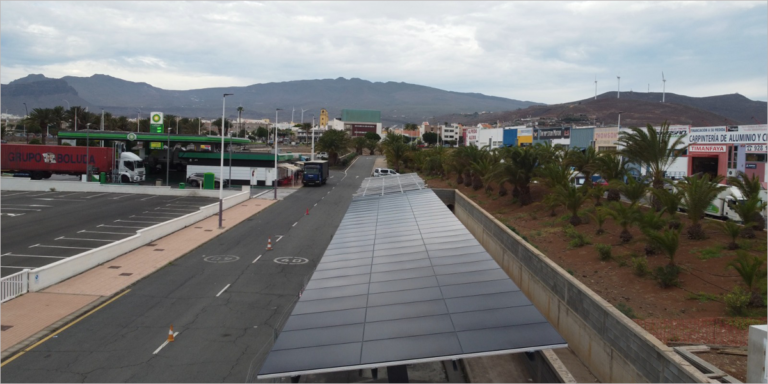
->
[258,184,566,379]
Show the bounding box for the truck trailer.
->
[1,144,145,183]
[302,160,329,186]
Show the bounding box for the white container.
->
[748,325,767,383]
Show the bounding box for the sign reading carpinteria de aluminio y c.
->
[688,125,767,144]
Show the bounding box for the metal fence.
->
[635,317,767,347]
[1,269,29,303]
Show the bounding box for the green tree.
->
[618,177,649,207]
[422,132,438,146]
[618,121,687,208]
[645,228,682,266]
[554,184,590,226]
[352,137,367,155]
[382,134,410,172]
[678,174,727,240]
[25,108,54,144]
[728,171,763,200]
[607,201,642,243]
[256,127,269,140]
[316,129,351,165]
[566,146,600,189]
[727,251,767,306]
[728,196,766,236]
[364,132,381,142]
[211,118,233,136]
[714,220,748,250]
[494,146,539,206]
[651,187,684,229]
[595,151,629,201]
[365,139,378,155]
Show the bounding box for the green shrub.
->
[595,244,612,261]
[631,256,650,277]
[29,138,42,144]
[566,268,574,276]
[563,225,591,248]
[685,292,719,303]
[616,255,629,267]
[723,286,751,316]
[691,245,725,260]
[654,264,682,288]
[616,302,637,319]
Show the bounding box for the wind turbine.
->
[594,75,597,100]
[617,75,621,99]
[662,72,666,103]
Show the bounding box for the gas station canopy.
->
[57,130,251,145]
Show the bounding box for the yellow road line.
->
[1,289,131,367]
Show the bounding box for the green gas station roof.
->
[179,152,295,161]
[58,130,251,145]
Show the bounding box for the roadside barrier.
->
[0,178,242,198]
[19,188,251,294]
[267,237,272,251]
[0,269,29,303]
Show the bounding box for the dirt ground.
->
[422,174,766,381]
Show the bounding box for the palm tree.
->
[639,210,667,255]
[595,152,629,202]
[505,146,539,206]
[644,228,682,267]
[470,150,499,192]
[382,134,410,172]
[365,139,378,156]
[554,184,589,226]
[535,162,572,191]
[618,121,687,207]
[566,146,600,189]
[728,171,763,200]
[50,106,66,137]
[652,187,684,229]
[588,207,610,235]
[607,201,642,243]
[728,196,766,236]
[452,145,482,188]
[713,220,748,250]
[352,137,367,155]
[25,108,54,144]
[316,129,351,166]
[618,176,649,207]
[678,174,727,240]
[727,251,767,306]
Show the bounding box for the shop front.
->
[688,125,767,183]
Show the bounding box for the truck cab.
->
[302,160,329,186]
[118,151,146,183]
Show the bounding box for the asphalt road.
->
[0,190,218,277]
[2,155,378,382]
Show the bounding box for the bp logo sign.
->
[151,113,163,123]
[150,112,164,133]
[127,133,137,141]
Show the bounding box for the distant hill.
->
[437,92,766,127]
[2,75,542,125]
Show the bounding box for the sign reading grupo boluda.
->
[689,125,768,145]
[7,151,96,165]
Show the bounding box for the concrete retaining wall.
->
[27,188,251,292]
[452,189,708,383]
[1,177,243,198]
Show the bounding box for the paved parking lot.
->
[0,190,218,277]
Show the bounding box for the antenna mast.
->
[617,76,621,99]
[662,72,666,103]
[594,76,597,100]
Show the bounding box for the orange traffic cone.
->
[267,237,272,251]
[168,325,174,342]
[306,208,309,215]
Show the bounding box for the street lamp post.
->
[275,108,282,200]
[166,126,172,186]
[617,111,623,130]
[228,131,233,188]
[311,115,315,161]
[136,108,141,132]
[198,117,201,135]
[220,93,233,229]
[86,123,91,179]
[23,103,28,144]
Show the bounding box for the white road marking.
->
[166,204,199,207]
[1,208,41,211]
[142,211,178,216]
[314,203,317,207]
[330,176,334,178]
[58,192,81,197]
[276,236,283,242]
[115,219,163,223]
[252,255,262,264]
[216,284,231,297]
[0,192,26,197]
[110,194,133,200]
[140,195,159,201]
[31,244,95,250]
[34,198,84,201]
[27,192,58,197]
[1,266,38,269]
[152,332,180,355]
[131,215,171,220]
[2,253,67,259]
[83,193,110,199]
[79,230,134,235]
[2,204,51,207]
[99,224,144,229]
[292,222,297,227]
[0,213,25,217]
[56,236,114,242]
[155,208,194,212]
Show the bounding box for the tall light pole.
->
[228,131,233,188]
[617,111,623,130]
[136,108,141,132]
[23,103,28,144]
[311,114,315,160]
[166,126,173,187]
[275,108,282,200]
[617,76,621,99]
[198,117,201,135]
[220,93,233,229]
[86,123,91,179]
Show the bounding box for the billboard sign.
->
[534,127,570,140]
[346,123,376,137]
[689,144,726,153]
[689,125,768,144]
[150,112,164,134]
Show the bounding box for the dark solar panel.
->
[257,189,566,379]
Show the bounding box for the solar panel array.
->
[258,188,566,379]
[353,173,425,197]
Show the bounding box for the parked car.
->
[316,152,329,160]
[372,168,399,177]
[186,173,229,188]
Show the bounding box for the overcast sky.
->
[1,1,766,104]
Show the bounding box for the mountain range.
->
[2,74,765,127]
[1,75,541,126]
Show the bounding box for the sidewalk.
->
[1,198,275,359]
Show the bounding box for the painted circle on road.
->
[204,255,240,263]
[274,257,309,265]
